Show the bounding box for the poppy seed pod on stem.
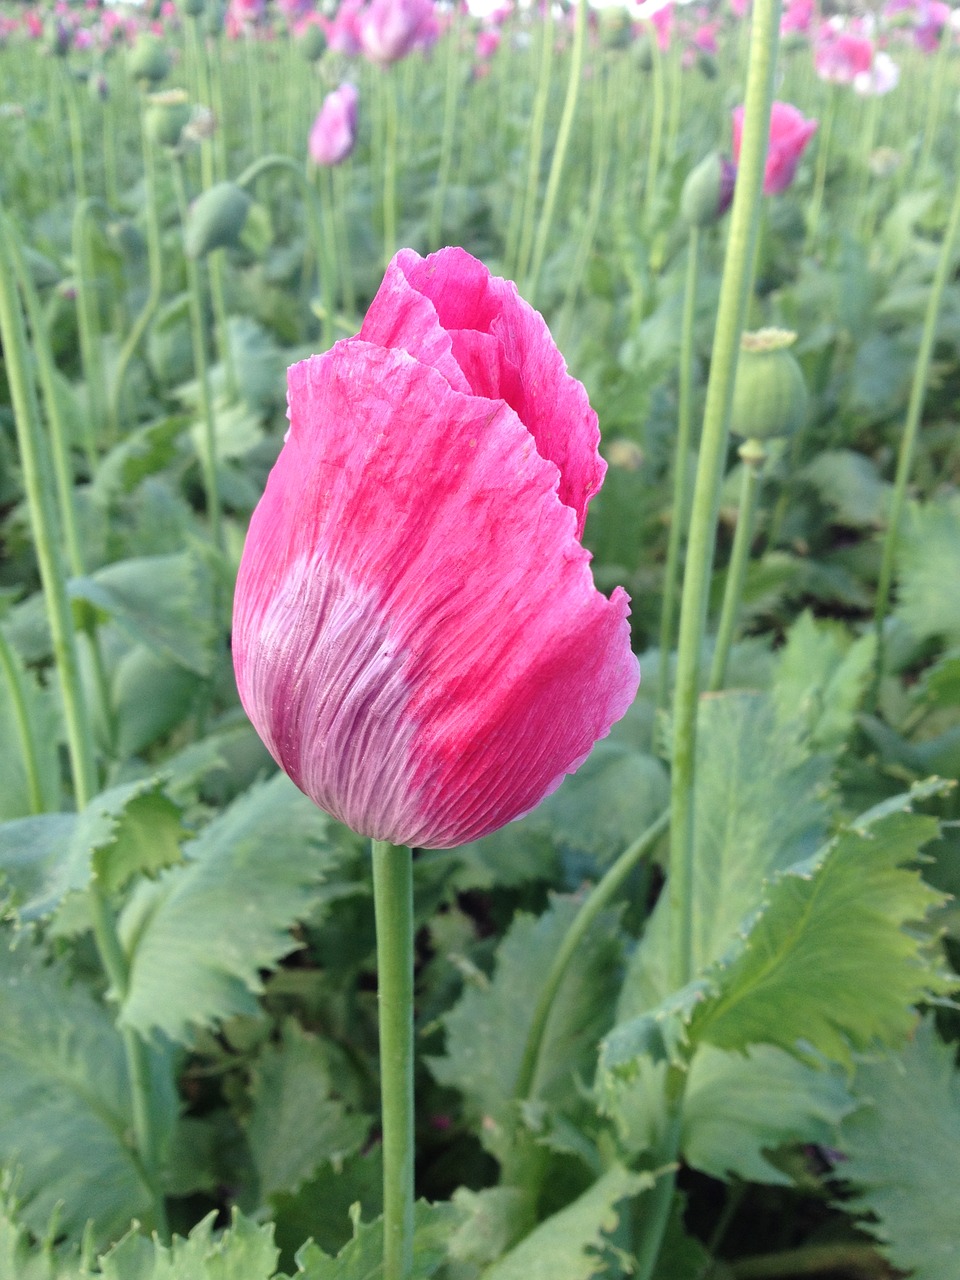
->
[184,182,251,258]
[233,247,640,850]
[730,328,808,441]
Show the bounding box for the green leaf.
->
[0,933,156,1243]
[91,415,191,501]
[246,1020,370,1200]
[69,552,216,676]
[428,896,623,1161]
[479,1164,651,1280]
[692,803,949,1066]
[0,778,186,924]
[446,1188,536,1271]
[99,1210,280,1280]
[620,692,831,1020]
[838,1019,960,1280]
[0,1194,84,1279]
[293,1201,459,1280]
[894,495,960,646]
[111,646,204,758]
[271,1149,382,1263]
[800,450,889,528]
[119,774,343,1045]
[772,612,876,753]
[0,640,61,820]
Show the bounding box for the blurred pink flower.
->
[729,0,751,18]
[359,0,438,64]
[476,27,501,60]
[692,21,718,53]
[914,0,950,50]
[308,82,359,166]
[781,0,814,35]
[814,27,874,82]
[232,247,639,849]
[325,0,365,54]
[854,49,900,93]
[732,100,818,195]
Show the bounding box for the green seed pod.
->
[185,182,252,258]
[298,21,328,61]
[681,152,737,228]
[129,34,171,86]
[145,90,192,149]
[182,0,207,17]
[730,329,808,442]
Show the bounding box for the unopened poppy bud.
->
[185,182,252,258]
[129,35,171,85]
[298,21,327,60]
[681,152,737,228]
[730,329,808,442]
[145,89,192,149]
[182,0,207,16]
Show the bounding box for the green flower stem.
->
[0,198,167,1233]
[633,1073,685,1280]
[171,153,223,555]
[665,48,682,169]
[856,93,880,236]
[371,840,415,1280]
[708,439,766,692]
[208,249,238,401]
[0,629,46,814]
[872,160,960,694]
[60,64,88,204]
[332,165,357,321]
[72,198,109,464]
[382,71,400,268]
[243,33,264,160]
[236,153,326,283]
[644,25,666,229]
[918,22,952,177]
[513,1,556,283]
[668,0,781,992]
[525,0,587,301]
[209,38,229,183]
[311,168,338,351]
[514,807,670,1104]
[428,16,461,249]
[730,1242,886,1279]
[805,83,836,250]
[657,224,700,714]
[111,120,164,438]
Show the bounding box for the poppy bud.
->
[182,0,207,16]
[297,20,327,60]
[681,152,737,228]
[129,34,171,85]
[184,182,252,258]
[730,329,808,442]
[145,90,192,149]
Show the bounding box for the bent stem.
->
[708,439,766,692]
[872,158,960,701]
[657,224,700,714]
[514,808,670,1104]
[372,840,415,1280]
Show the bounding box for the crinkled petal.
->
[233,342,639,849]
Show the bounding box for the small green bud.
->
[681,152,737,228]
[185,182,252,258]
[129,34,171,86]
[182,0,207,17]
[145,89,192,149]
[730,329,808,442]
[298,22,327,61]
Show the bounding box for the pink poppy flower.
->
[732,100,818,195]
[308,83,359,166]
[232,248,640,850]
[814,28,875,83]
[359,0,437,64]
[781,0,814,36]
[324,0,364,54]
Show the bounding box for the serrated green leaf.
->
[271,1148,382,1263]
[0,933,156,1243]
[838,1019,960,1280]
[894,495,960,646]
[620,693,831,1020]
[0,778,186,923]
[800,450,889,527]
[292,1201,459,1280]
[428,896,623,1161]
[119,774,342,1044]
[447,1188,535,1270]
[772,612,876,752]
[91,415,191,501]
[99,1210,280,1280]
[693,806,949,1065]
[0,1195,85,1280]
[69,552,215,676]
[480,1164,650,1280]
[246,1020,370,1200]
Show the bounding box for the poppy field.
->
[0,0,959,1277]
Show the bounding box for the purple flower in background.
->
[359,0,437,65]
[309,83,359,166]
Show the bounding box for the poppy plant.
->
[732,99,818,195]
[233,247,640,850]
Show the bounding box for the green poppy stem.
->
[372,840,416,1280]
[708,440,766,692]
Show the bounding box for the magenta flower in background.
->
[732,100,818,195]
[325,0,364,54]
[233,247,640,850]
[914,0,950,50]
[308,83,359,166]
[359,0,438,64]
[781,0,814,36]
[814,27,875,83]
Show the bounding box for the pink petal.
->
[233,341,638,849]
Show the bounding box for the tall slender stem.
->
[668,0,781,991]
[708,441,765,692]
[428,16,461,249]
[0,629,46,815]
[372,840,415,1280]
[72,198,108,465]
[872,159,960,692]
[806,84,836,250]
[657,224,700,713]
[513,2,555,283]
[644,25,666,230]
[382,69,400,267]
[917,22,951,177]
